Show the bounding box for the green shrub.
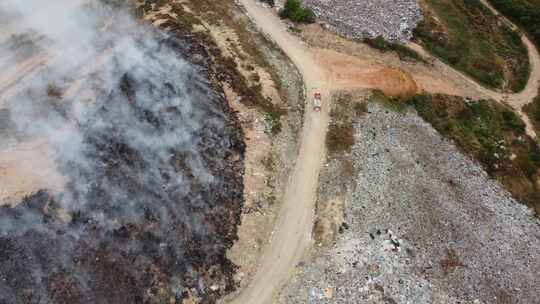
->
[279,0,316,23]
[502,110,526,133]
[371,90,407,113]
[364,36,390,50]
[262,111,282,135]
[488,0,540,49]
[523,93,540,135]
[363,36,423,62]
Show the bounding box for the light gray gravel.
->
[299,0,422,42]
[278,103,540,304]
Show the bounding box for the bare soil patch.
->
[296,23,485,98]
[0,139,66,207]
[315,49,418,98]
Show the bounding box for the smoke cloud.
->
[0,0,244,303]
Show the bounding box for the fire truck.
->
[313,92,322,112]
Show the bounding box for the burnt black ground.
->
[0,25,245,304]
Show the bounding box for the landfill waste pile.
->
[300,0,422,42]
[279,103,540,304]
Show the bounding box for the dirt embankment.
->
[145,0,306,299]
[316,49,417,98]
[296,23,495,99]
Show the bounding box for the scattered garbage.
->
[300,0,423,42]
[277,103,540,304]
[323,287,333,299]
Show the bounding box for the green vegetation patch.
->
[279,0,316,23]
[487,0,540,49]
[370,90,408,113]
[408,93,540,215]
[326,92,367,156]
[414,0,529,92]
[523,90,540,136]
[363,36,424,62]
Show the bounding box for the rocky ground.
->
[279,98,540,304]
[298,0,422,42]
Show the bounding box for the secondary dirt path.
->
[230,1,331,303]
[407,36,540,137]
[471,0,540,106]
[408,0,540,137]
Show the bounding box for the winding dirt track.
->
[408,0,540,137]
[231,1,540,304]
[230,1,331,303]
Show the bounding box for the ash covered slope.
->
[0,1,244,303]
[279,103,540,304]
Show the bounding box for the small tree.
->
[279,0,316,23]
[261,0,275,7]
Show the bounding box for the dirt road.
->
[229,1,331,303]
[231,1,540,303]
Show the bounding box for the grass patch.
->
[326,92,367,156]
[327,123,355,155]
[487,0,540,49]
[217,56,285,135]
[414,0,529,92]
[523,90,540,136]
[408,93,540,215]
[363,36,424,62]
[279,0,316,23]
[370,90,408,113]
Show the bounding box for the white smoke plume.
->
[0,0,244,302]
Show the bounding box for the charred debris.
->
[0,10,246,304]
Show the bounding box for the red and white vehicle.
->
[313,92,322,112]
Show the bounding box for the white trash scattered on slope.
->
[300,0,422,42]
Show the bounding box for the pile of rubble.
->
[279,102,540,303]
[300,0,422,42]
